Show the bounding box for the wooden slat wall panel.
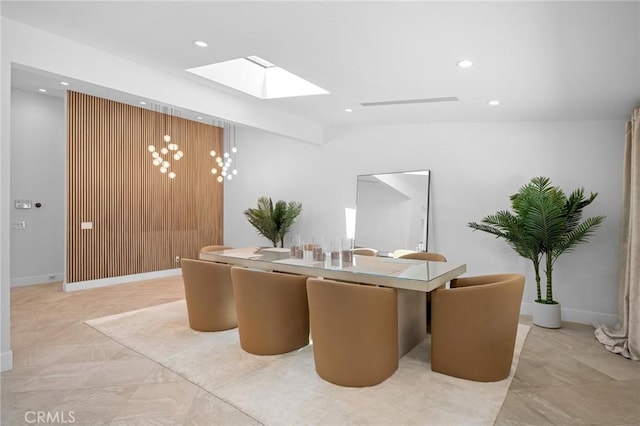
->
[67,92,223,283]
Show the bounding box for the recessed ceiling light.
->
[38,88,47,93]
[345,108,353,113]
[193,40,208,47]
[60,81,69,86]
[139,101,147,105]
[488,100,500,106]
[196,116,203,120]
[456,59,473,68]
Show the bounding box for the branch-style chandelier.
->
[143,106,238,183]
[210,120,238,183]
[147,110,183,179]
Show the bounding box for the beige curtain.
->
[594,108,640,360]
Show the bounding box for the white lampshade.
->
[163,134,171,143]
[161,147,169,155]
[148,145,156,152]
[210,168,217,174]
[168,172,176,179]
[160,167,167,173]
[217,176,223,183]
[209,150,216,157]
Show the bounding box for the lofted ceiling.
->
[3,1,639,128]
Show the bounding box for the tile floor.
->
[1,277,638,425]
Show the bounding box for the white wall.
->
[10,89,65,287]
[225,120,624,326]
[224,127,355,248]
[0,15,13,371]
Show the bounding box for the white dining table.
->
[200,246,467,356]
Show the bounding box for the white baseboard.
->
[63,269,182,292]
[521,302,618,327]
[10,273,64,288]
[1,350,13,372]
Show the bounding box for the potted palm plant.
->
[244,196,303,248]
[468,176,605,328]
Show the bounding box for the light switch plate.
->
[14,200,32,209]
[12,221,26,230]
[81,222,93,230]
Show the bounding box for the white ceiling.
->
[3,1,639,127]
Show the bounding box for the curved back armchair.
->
[399,251,447,329]
[307,278,398,387]
[353,248,378,256]
[230,267,309,355]
[430,273,525,382]
[392,249,416,258]
[200,245,231,253]
[399,252,447,262]
[180,258,237,332]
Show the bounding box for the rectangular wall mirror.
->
[354,170,431,256]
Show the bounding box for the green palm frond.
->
[521,194,566,252]
[278,201,303,247]
[552,215,605,261]
[470,210,540,261]
[244,197,278,245]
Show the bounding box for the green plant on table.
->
[244,196,303,248]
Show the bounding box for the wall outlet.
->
[175,256,180,264]
[12,221,26,230]
[81,221,93,230]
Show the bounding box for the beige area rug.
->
[86,300,530,426]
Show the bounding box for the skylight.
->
[186,56,329,100]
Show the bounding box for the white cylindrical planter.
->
[532,302,562,328]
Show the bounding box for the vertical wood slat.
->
[67,92,223,283]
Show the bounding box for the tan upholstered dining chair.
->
[430,273,525,382]
[399,251,447,262]
[353,248,378,256]
[180,258,237,332]
[200,245,231,253]
[399,251,448,330]
[306,278,398,387]
[230,267,309,355]
[392,249,416,258]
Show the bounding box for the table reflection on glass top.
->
[199,247,466,293]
